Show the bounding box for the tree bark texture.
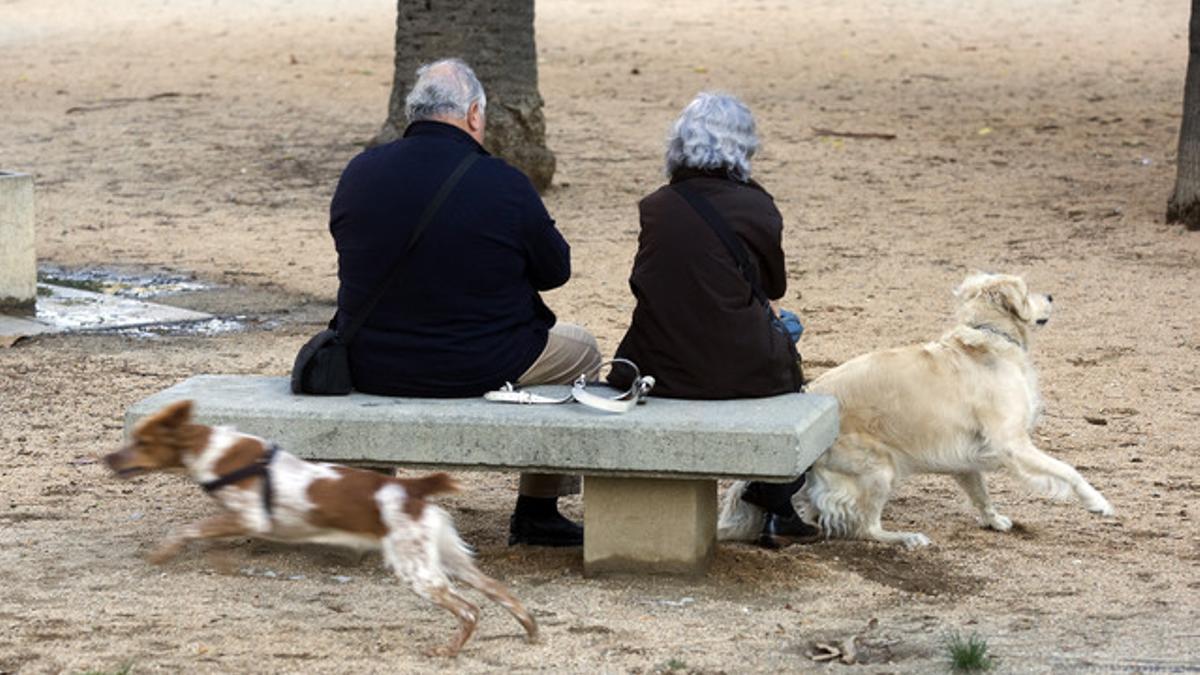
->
[1168,0,1200,230]
[376,0,555,192]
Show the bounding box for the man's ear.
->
[467,101,485,134]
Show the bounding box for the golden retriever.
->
[719,272,1115,547]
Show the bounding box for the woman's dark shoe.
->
[769,511,820,537]
[756,512,821,549]
[508,511,584,547]
[742,475,819,549]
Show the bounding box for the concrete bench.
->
[126,375,838,576]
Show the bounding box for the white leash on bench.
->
[484,359,655,413]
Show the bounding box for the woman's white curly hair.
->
[665,92,759,182]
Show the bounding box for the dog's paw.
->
[901,532,932,548]
[1088,500,1115,517]
[983,513,1013,531]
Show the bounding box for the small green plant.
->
[661,657,688,672]
[944,631,994,673]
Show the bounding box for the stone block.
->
[583,476,716,576]
[0,172,35,314]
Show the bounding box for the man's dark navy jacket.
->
[330,121,569,397]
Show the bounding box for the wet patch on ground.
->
[38,265,211,299]
[22,265,328,339]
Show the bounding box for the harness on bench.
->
[484,359,655,413]
[201,442,280,517]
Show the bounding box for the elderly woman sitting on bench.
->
[608,92,813,548]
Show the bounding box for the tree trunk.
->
[1168,0,1200,230]
[375,0,555,192]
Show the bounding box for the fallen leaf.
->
[811,643,841,662]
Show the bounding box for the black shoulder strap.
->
[671,181,771,307]
[339,152,481,344]
[672,181,806,390]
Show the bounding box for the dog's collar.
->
[970,324,1025,350]
[201,442,280,516]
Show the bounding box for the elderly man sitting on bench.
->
[327,58,601,547]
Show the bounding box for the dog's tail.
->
[717,481,768,542]
[403,472,462,500]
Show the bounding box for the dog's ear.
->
[153,400,194,428]
[954,272,990,301]
[988,278,1033,322]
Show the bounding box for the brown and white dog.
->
[105,400,537,657]
[719,272,1115,548]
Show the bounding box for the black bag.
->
[291,329,352,395]
[290,152,481,395]
[671,182,805,390]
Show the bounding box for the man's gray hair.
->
[405,58,488,123]
[664,92,759,182]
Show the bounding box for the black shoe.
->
[756,512,821,550]
[770,511,820,538]
[508,511,584,547]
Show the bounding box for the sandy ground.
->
[2,0,1199,672]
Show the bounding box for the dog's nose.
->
[1047,294,1054,303]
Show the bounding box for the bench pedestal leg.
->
[582,476,716,576]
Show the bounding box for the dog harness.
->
[201,442,280,517]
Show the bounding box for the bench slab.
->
[125,375,838,481]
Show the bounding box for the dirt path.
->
[1,0,1198,672]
